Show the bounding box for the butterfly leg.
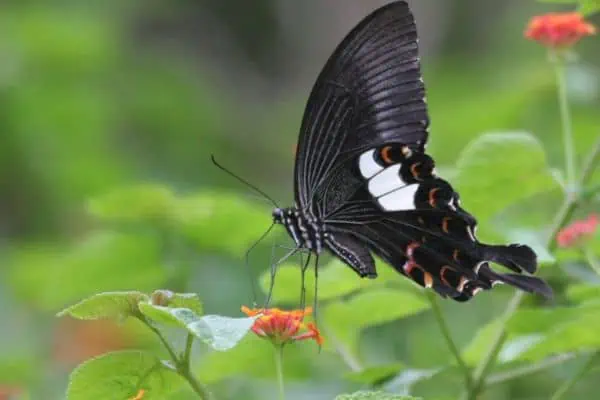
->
[299,252,313,315]
[265,246,299,307]
[312,254,320,326]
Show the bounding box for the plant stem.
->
[321,322,363,372]
[463,122,600,400]
[426,291,473,389]
[184,332,195,366]
[465,293,519,400]
[143,318,180,362]
[140,317,212,399]
[584,246,600,276]
[550,352,599,400]
[553,53,577,192]
[486,353,576,386]
[274,345,286,400]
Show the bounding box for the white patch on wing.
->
[377,184,419,211]
[358,150,383,178]
[466,225,477,241]
[368,164,404,196]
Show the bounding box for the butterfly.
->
[270,0,553,302]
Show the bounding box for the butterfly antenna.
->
[211,154,279,208]
[245,222,276,305]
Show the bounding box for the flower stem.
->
[550,352,599,400]
[426,291,473,390]
[552,52,577,192]
[463,123,600,400]
[140,317,212,399]
[274,345,286,400]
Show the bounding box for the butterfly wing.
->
[293,1,552,301]
[294,1,428,208]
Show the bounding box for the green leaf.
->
[197,334,316,383]
[66,351,182,400]
[9,231,167,311]
[171,192,272,255]
[139,302,200,327]
[344,363,404,386]
[88,184,176,224]
[189,314,258,351]
[462,320,503,365]
[566,283,600,303]
[323,288,430,353]
[335,391,420,400]
[518,316,600,361]
[259,260,383,304]
[57,291,149,320]
[538,0,579,3]
[150,290,203,315]
[139,303,255,351]
[463,304,600,364]
[453,132,558,230]
[580,0,600,15]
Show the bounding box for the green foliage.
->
[139,302,257,351]
[66,351,182,400]
[260,260,375,304]
[323,288,430,353]
[88,185,177,224]
[335,391,421,400]
[9,232,167,310]
[88,185,272,255]
[57,291,149,320]
[197,334,318,383]
[344,363,405,386]
[151,290,204,315]
[454,132,558,228]
[2,1,600,399]
[539,0,600,15]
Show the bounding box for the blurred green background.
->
[0,0,599,399]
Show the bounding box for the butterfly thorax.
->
[272,207,324,253]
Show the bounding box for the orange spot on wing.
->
[440,266,451,287]
[410,162,422,179]
[458,277,469,292]
[380,145,393,164]
[453,249,460,262]
[442,217,451,233]
[423,272,433,288]
[428,188,440,207]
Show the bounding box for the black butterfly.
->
[269,0,552,302]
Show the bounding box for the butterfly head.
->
[272,208,285,224]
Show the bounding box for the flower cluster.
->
[525,12,596,48]
[242,306,323,346]
[557,214,599,248]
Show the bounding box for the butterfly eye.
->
[272,208,284,221]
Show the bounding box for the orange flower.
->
[129,389,145,400]
[557,214,598,248]
[525,12,596,48]
[241,306,323,346]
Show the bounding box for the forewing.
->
[294,1,429,208]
